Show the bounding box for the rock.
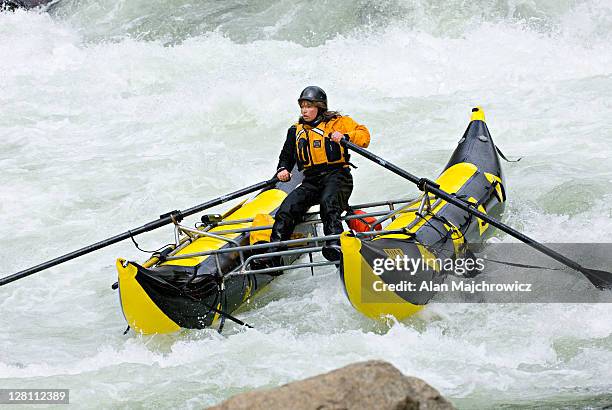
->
[1,0,52,10]
[207,360,455,410]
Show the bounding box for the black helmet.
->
[298,86,327,108]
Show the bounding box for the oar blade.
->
[582,268,612,290]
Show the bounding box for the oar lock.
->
[416,178,440,192]
[159,210,184,224]
[201,214,223,225]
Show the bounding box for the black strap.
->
[413,240,563,273]
[478,256,562,271]
[343,135,353,166]
[128,230,174,255]
[495,145,521,162]
[217,290,227,333]
[416,211,448,241]
[434,213,466,241]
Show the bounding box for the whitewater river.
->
[1,0,611,408]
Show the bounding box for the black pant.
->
[270,168,353,242]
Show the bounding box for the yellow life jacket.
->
[294,118,350,170]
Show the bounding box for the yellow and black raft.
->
[116,107,505,334]
[338,107,506,320]
[115,174,411,334]
[115,175,312,334]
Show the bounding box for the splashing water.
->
[1,0,611,408]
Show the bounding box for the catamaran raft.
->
[115,107,505,334]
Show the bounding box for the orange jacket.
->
[277,115,370,173]
[325,116,370,148]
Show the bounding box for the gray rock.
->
[208,360,455,410]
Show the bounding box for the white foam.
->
[1,1,611,407]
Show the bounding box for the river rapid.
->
[1,0,611,408]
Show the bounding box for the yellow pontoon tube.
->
[339,107,506,320]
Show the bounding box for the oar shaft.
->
[346,141,422,186]
[179,178,277,219]
[430,186,585,274]
[342,140,591,278]
[1,178,277,287]
[0,231,137,286]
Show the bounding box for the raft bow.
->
[338,107,505,320]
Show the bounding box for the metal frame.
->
[154,196,421,278]
[161,229,409,278]
[162,229,406,261]
[201,197,417,228]
[229,228,409,276]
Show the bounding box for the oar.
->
[0,178,278,287]
[341,139,612,290]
